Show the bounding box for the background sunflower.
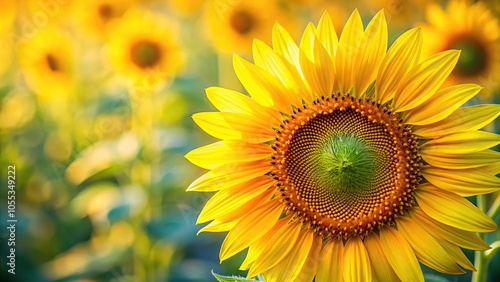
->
[1,0,499,282]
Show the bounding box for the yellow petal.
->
[336,9,364,94]
[272,23,300,73]
[364,233,399,282]
[316,239,344,282]
[352,10,387,97]
[420,131,500,155]
[292,234,322,282]
[405,84,482,125]
[421,166,500,196]
[379,226,424,282]
[192,112,276,143]
[299,23,335,97]
[187,160,271,192]
[253,39,304,108]
[220,199,283,261]
[233,54,291,113]
[409,207,489,250]
[434,237,476,271]
[343,236,372,282]
[240,217,292,271]
[197,176,275,224]
[316,11,338,57]
[421,149,500,169]
[393,50,460,112]
[206,87,282,124]
[397,216,463,274]
[375,27,422,104]
[185,141,273,170]
[197,220,236,235]
[247,221,301,277]
[263,229,314,282]
[415,183,497,232]
[413,104,500,139]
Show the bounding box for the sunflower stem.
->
[472,194,488,282]
[487,193,500,219]
[485,241,500,260]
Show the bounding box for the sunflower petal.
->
[263,229,314,282]
[272,23,300,72]
[206,87,282,124]
[393,50,460,112]
[316,239,344,282]
[198,220,236,235]
[405,84,482,125]
[413,104,500,139]
[299,23,335,97]
[197,176,274,224]
[421,149,500,169]
[233,54,292,113]
[415,183,497,232]
[375,27,422,104]
[421,166,500,196]
[364,233,399,282]
[316,11,338,57]
[192,112,276,143]
[379,226,424,282]
[420,131,500,155]
[397,216,463,274]
[336,9,364,94]
[434,237,476,271]
[292,235,322,282]
[220,199,283,262]
[185,141,273,169]
[353,10,387,97]
[186,160,271,192]
[343,236,372,282]
[410,207,489,250]
[253,39,304,108]
[247,221,301,277]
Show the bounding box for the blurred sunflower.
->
[168,0,206,15]
[18,26,75,100]
[361,0,432,28]
[0,0,16,32]
[421,0,500,96]
[186,10,500,281]
[204,0,294,53]
[74,0,137,38]
[108,9,183,84]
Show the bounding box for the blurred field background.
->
[0,0,499,281]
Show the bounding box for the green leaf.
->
[211,270,259,282]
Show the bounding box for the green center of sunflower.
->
[230,10,255,34]
[317,134,376,194]
[271,94,421,239]
[450,37,487,77]
[130,41,161,68]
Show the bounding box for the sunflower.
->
[0,0,16,33]
[204,0,294,53]
[421,0,500,97]
[73,0,137,38]
[107,9,183,84]
[186,9,500,281]
[18,26,75,100]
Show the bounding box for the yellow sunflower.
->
[186,9,500,281]
[73,0,137,38]
[107,9,183,84]
[204,0,294,53]
[421,0,500,97]
[18,26,75,100]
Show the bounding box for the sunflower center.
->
[449,36,487,77]
[316,134,377,194]
[272,94,421,239]
[46,54,60,72]
[130,41,161,68]
[230,10,254,34]
[98,4,114,20]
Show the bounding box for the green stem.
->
[485,241,500,260]
[472,194,488,282]
[487,193,500,220]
